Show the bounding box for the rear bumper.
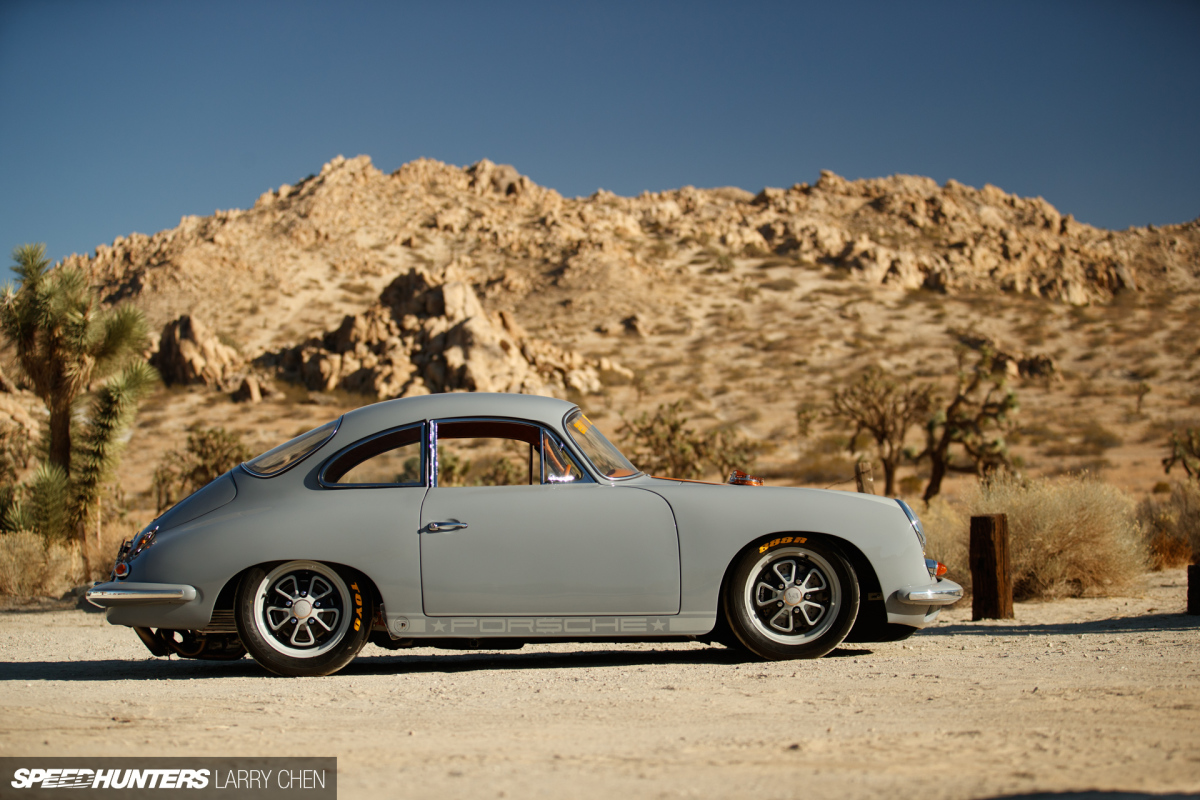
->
[86,581,198,608]
[894,579,963,606]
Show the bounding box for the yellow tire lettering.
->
[761,536,806,553]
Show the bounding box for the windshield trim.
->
[560,408,643,483]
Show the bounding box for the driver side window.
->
[434,419,587,486]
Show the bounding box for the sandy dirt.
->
[1,569,1198,800]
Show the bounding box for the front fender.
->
[639,481,933,627]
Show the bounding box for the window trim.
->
[317,422,427,489]
[430,416,593,487]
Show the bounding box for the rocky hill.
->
[63,155,1198,365]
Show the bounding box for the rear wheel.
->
[724,538,859,660]
[235,561,372,677]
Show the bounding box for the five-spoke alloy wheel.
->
[236,560,373,677]
[724,538,859,660]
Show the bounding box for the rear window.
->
[244,419,341,477]
[563,410,639,479]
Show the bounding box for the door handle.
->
[425,521,468,533]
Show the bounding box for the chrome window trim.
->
[429,415,593,487]
[896,498,927,553]
[242,416,343,478]
[317,422,427,489]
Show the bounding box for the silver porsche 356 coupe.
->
[87,393,961,677]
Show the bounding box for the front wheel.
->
[724,537,859,660]
[235,561,372,677]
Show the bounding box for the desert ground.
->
[1,568,1196,800]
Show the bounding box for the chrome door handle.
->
[425,521,468,533]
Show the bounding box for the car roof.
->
[338,392,581,439]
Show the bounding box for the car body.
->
[87,392,962,676]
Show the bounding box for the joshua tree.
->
[828,367,935,496]
[0,244,156,571]
[1163,427,1199,481]
[911,349,1019,503]
[0,244,150,474]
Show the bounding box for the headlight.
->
[895,499,926,553]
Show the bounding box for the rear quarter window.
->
[244,419,341,477]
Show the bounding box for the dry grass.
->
[1137,481,1200,569]
[918,497,971,594]
[968,473,1146,600]
[0,532,83,596]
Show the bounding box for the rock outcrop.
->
[151,316,244,389]
[265,269,630,399]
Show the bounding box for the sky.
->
[2,0,1198,281]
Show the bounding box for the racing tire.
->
[724,537,859,661]
[235,561,373,677]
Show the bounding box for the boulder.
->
[275,268,623,400]
[151,315,244,389]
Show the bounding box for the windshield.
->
[563,410,639,479]
[244,419,340,477]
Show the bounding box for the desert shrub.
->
[968,473,1145,600]
[705,427,763,479]
[0,531,82,596]
[1137,481,1200,569]
[437,449,471,487]
[477,456,524,487]
[152,428,251,512]
[619,402,760,480]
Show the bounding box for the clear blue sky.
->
[2,0,1198,280]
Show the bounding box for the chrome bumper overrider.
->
[86,581,198,608]
[895,579,964,606]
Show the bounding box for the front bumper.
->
[894,579,963,606]
[86,581,198,608]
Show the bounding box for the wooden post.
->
[970,514,1014,620]
[854,461,874,495]
[1188,565,1199,616]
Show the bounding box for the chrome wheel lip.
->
[744,546,841,646]
[253,561,352,659]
